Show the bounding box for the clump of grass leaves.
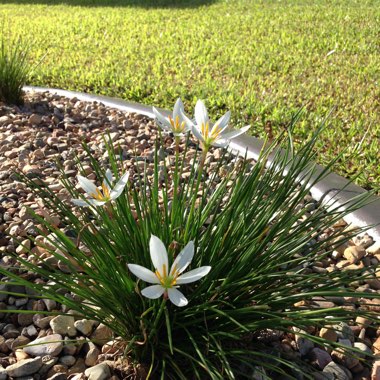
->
[0,25,33,105]
[0,110,378,379]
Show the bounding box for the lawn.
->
[1,0,379,192]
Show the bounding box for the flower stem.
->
[183,147,209,241]
[148,298,167,341]
[170,136,181,245]
[105,202,114,219]
[198,148,208,173]
[174,135,180,157]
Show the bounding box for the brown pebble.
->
[343,245,366,263]
[319,327,337,342]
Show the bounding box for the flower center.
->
[155,264,180,289]
[169,115,186,133]
[201,121,222,147]
[90,181,111,201]
[201,121,210,140]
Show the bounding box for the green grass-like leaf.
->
[0,118,378,378]
[0,25,32,105]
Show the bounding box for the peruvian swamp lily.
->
[152,98,192,137]
[128,235,211,307]
[72,169,129,207]
[181,99,250,150]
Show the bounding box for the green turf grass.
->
[1,0,379,192]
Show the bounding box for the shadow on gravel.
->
[0,0,218,8]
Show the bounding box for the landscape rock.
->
[74,319,94,336]
[319,327,337,342]
[38,356,58,376]
[23,334,63,357]
[28,114,43,126]
[50,315,76,337]
[90,323,113,343]
[367,241,380,255]
[353,233,374,248]
[323,362,353,380]
[372,360,380,380]
[6,357,43,377]
[343,246,366,264]
[310,348,332,369]
[84,363,111,380]
[84,342,100,367]
[373,336,380,355]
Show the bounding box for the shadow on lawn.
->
[0,0,218,8]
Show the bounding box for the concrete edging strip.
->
[24,86,380,240]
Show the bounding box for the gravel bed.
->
[0,91,379,380]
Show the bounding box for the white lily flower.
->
[181,100,250,149]
[152,98,192,137]
[128,235,211,307]
[72,169,129,207]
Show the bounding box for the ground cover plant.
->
[0,98,379,378]
[0,26,32,105]
[1,0,379,192]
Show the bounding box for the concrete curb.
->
[24,86,380,240]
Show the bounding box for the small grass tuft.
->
[0,27,31,105]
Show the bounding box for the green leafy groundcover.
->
[1,0,379,192]
[0,100,378,378]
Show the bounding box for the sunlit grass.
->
[1,0,379,191]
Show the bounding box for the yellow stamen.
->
[155,269,165,285]
[169,116,175,128]
[170,264,180,286]
[155,264,168,286]
[90,188,105,201]
[201,122,210,139]
[211,124,222,138]
[102,182,110,198]
[169,115,186,133]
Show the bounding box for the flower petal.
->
[168,288,188,307]
[150,235,169,277]
[104,169,114,190]
[191,125,205,143]
[170,241,194,276]
[179,109,195,130]
[176,266,211,285]
[86,199,108,207]
[141,285,165,299]
[195,100,209,127]
[71,198,91,207]
[173,98,184,120]
[211,139,229,148]
[220,125,251,141]
[153,107,171,130]
[109,188,124,201]
[77,175,98,196]
[211,110,230,135]
[113,172,129,193]
[128,264,160,284]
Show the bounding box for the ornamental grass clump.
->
[0,99,379,378]
[0,27,32,105]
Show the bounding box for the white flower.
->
[152,98,192,137]
[181,100,250,149]
[128,235,211,307]
[72,169,129,207]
